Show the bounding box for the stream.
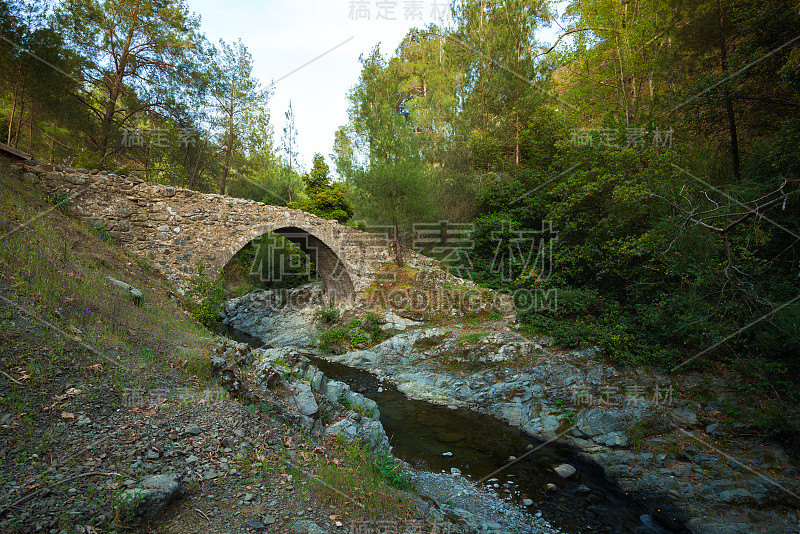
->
[221,324,688,534]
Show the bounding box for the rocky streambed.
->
[222,284,800,534]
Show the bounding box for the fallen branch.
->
[0,370,22,385]
[194,508,211,522]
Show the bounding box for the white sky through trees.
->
[190,0,562,176]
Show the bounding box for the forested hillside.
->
[334,0,800,438]
[2,0,799,439]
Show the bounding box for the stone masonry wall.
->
[18,161,441,300]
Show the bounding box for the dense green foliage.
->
[186,264,227,328]
[3,0,799,416]
[291,154,354,223]
[224,234,318,294]
[0,0,337,205]
[339,0,800,404]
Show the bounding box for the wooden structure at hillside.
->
[0,142,32,160]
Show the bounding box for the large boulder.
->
[321,380,380,420]
[381,311,423,331]
[573,408,630,447]
[222,284,324,346]
[116,474,184,523]
[324,412,389,448]
[553,463,577,479]
[107,276,143,305]
[290,381,319,417]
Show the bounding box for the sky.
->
[188,0,563,173]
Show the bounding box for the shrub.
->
[186,263,226,328]
[372,447,411,490]
[364,312,382,338]
[337,391,352,409]
[89,222,111,242]
[349,330,368,348]
[315,305,340,325]
[318,326,348,350]
[49,190,72,213]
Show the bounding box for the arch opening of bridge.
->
[217,225,356,302]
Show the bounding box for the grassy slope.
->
[0,155,216,396]
[0,155,423,533]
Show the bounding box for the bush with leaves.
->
[186,263,226,328]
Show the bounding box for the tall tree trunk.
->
[393,215,404,267]
[100,72,124,158]
[99,5,138,159]
[7,61,21,145]
[220,142,232,195]
[718,0,741,180]
[27,110,33,154]
[13,96,25,148]
[49,122,55,164]
[189,138,206,190]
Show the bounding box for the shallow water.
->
[221,323,688,533]
[309,355,687,534]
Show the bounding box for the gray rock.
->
[106,276,143,305]
[116,474,184,522]
[544,483,557,492]
[291,381,319,417]
[292,519,329,534]
[65,173,86,185]
[222,285,325,347]
[324,412,389,448]
[553,463,577,479]
[672,406,698,426]
[381,311,423,331]
[185,424,202,435]
[706,423,719,434]
[254,361,283,389]
[321,379,350,404]
[573,408,629,447]
[320,380,380,420]
[522,498,534,506]
[719,488,754,504]
[246,518,266,531]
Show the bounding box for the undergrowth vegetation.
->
[0,161,224,532]
[299,435,415,521]
[0,164,212,396]
[186,263,226,328]
[316,311,387,351]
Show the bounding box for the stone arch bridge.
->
[18,161,442,300]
